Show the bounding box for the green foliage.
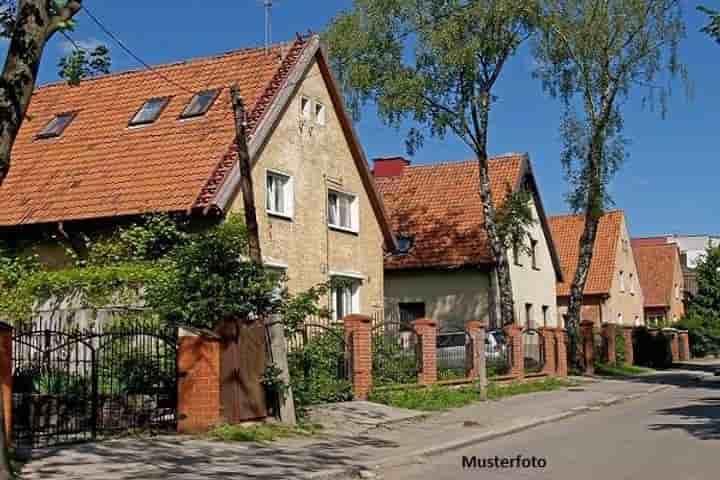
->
[206,422,322,443]
[614,332,626,365]
[58,45,111,85]
[533,0,687,214]
[496,186,536,253]
[676,312,720,358]
[594,362,653,377]
[325,0,538,155]
[371,333,419,386]
[699,6,720,44]
[288,327,353,414]
[633,327,673,368]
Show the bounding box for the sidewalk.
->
[20,375,677,480]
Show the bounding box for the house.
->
[0,34,396,320]
[373,154,563,332]
[631,239,686,325]
[549,211,645,327]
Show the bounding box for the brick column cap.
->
[622,325,635,331]
[678,330,689,334]
[662,327,679,333]
[179,326,220,340]
[413,318,437,328]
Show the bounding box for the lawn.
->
[594,363,655,377]
[368,377,577,411]
[206,422,323,443]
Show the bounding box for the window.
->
[331,278,360,321]
[399,302,425,323]
[617,313,623,325]
[513,242,522,266]
[328,190,359,232]
[634,315,641,327]
[130,97,170,125]
[300,96,312,120]
[542,306,549,327]
[629,273,635,295]
[525,303,534,329]
[396,235,415,255]
[675,283,680,300]
[315,102,326,125]
[619,271,625,292]
[266,171,293,218]
[37,112,75,139]
[531,238,539,270]
[181,89,220,118]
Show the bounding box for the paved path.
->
[381,372,720,480]
[20,372,699,479]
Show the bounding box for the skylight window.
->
[37,112,75,139]
[129,97,170,126]
[180,89,220,118]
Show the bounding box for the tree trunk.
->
[0,0,82,184]
[475,92,516,326]
[230,85,263,264]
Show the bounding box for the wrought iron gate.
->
[371,321,421,386]
[12,321,177,448]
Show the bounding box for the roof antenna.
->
[262,0,276,54]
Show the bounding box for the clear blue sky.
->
[6,0,720,237]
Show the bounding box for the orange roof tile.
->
[0,38,309,226]
[549,211,625,297]
[375,155,526,270]
[632,241,680,308]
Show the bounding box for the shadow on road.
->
[649,396,720,441]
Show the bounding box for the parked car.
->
[436,330,508,370]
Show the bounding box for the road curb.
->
[306,383,671,479]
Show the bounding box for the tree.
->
[534,0,687,365]
[699,6,720,43]
[326,0,538,326]
[0,1,109,474]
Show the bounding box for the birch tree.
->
[699,6,720,43]
[534,0,687,365]
[325,0,538,327]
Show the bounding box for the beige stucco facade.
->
[384,197,559,332]
[230,60,386,317]
[557,216,645,327]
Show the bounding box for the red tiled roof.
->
[632,241,680,307]
[631,236,668,247]
[375,155,526,270]
[0,38,309,226]
[549,211,625,297]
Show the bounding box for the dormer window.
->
[37,112,75,139]
[129,97,170,126]
[396,235,415,255]
[180,89,220,118]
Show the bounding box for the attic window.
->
[180,89,220,118]
[396,235,414,255]
[37,112,75,139]
[129,97,170,126]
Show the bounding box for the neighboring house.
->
[635,235,720,302]
[549,211,645,327]
[0,35,396,321]
[631,239,686,324]
[373,154,563,332]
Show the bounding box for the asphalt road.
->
[381,372,720,480]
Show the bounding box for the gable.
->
[550,210,625,296]
[632,241,682,308]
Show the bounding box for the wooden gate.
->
[215,319,268,423]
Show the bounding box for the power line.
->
[80,5,197,95]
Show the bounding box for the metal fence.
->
[436,332,468,380]
[522,328,545,373]
[371,321,421,386]
[487,329,512,377]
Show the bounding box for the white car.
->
[436,330,508,370]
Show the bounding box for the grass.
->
[206,421,323,443]
[368,377,577,411]
[594,363,655,377]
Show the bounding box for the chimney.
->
[372,156,410,177]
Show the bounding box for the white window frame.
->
[328,189,359,233]
[629,273,635,295]
[315,101,326,126]
[331,276,361,321]
[266,169,294,219]
[619,271,625,292]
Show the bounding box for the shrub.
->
[615,332,626,365]
[675,313,720,358]
[633,327,672,368]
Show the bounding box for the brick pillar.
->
[540,327,556,376]
[344,315,372,400]
[623,326,634,366]
[555,329,568,377]
[177,328,222,434]
[601,323,617,366]
[666,329,679,363]
[504,324,524,380]
[465,321,485,379]
[413,318,437,385]
[580,320,595,375]
[0,322,12,444]
[679,331,691,361]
